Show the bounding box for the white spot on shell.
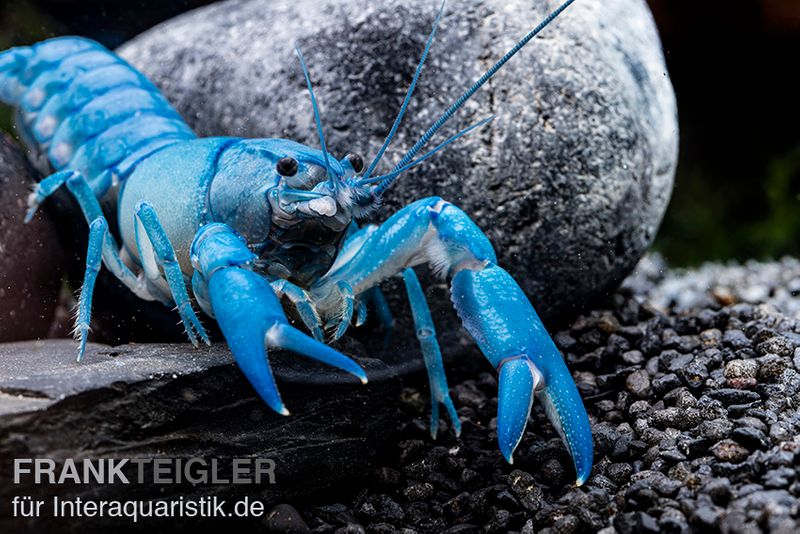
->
[25,88,45,108]
[36,115,57,138]
[308,196,337,216]
[52,142,72,166]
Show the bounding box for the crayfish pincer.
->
[0,0,592,484]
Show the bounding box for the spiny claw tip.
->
[278,406,291,416]
[575,475,587,487]
[499,440,516,465]
[198,329,211,346]
[348,362,368,385]
[75,329,89,362]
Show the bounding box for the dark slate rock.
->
[0,135,66,342]
[626,369,652,398]
[0,340,403,531]
[691,506,722,530]
[707,389,761,406]
[634,511,661,534]
[264,504,311,533]
[731,427,769,451]
[119,0,678,322]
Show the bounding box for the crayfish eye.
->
[276,157,299,177]
[346,153,364,173]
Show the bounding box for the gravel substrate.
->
[271,256,800,533]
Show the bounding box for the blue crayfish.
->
[0,0,592,483]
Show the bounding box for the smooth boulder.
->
[120,0,678,321]
[0,134,66,341]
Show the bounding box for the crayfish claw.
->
[192,223,368,416]
[329,281,355,341]
[496,354,593,484]
[177,303,210,347]
[497,356,540,464]
[451,263,593,484]
[354,298,368,327]
[429,390,462,440]
[266,323,367,385]
[270,279,325,341]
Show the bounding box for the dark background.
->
[1,0,799,266]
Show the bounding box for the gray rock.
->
[119,0,678,321]
[756,335,795,357]
[625,254,800,320]
[710,439,750,463]
[724,359,758,380]
[698,418,733,441]
[506,469,543,512]
[0,135,66,341]
[692,506,722,530]
[731,427,769,451]
[403,482,434,502]
[707,388,760,406]
[757,354,787,382]
[264,504,311,533]
[626,369,651,398]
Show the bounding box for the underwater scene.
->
[0,0,798,532]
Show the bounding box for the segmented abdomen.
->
[0,36,195,195]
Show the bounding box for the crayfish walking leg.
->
[23,169,156,359]
[312,197,593,484]
[133,200,209,346]
[402,267,461,439]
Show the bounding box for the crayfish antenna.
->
[295,45,335,189]
[360,0,447,182]
[374,0,577,196]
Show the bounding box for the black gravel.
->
[272,256,800,533]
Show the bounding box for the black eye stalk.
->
[346,153,364,174]
[276,157,299,177]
